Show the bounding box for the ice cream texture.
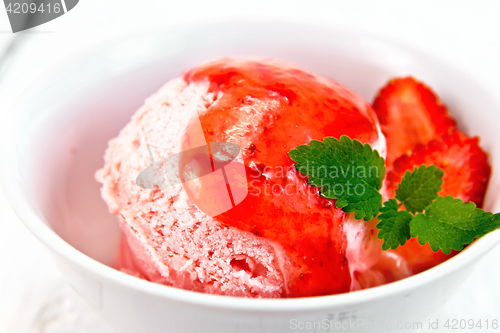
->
[96,57,488,297]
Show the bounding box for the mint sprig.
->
[375,164,445,250]
[289,136,385,221]
[289,136,500,253]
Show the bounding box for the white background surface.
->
[1,1,500,332]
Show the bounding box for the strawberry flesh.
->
[372,77,456,165]
[388,130,491,208]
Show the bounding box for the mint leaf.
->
[377,199,413,250]
[395,165,444,213]
[410,196,500,254]
[486,214,500,235]
[289,135,386,221]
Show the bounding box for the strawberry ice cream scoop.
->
[96,57,386,297]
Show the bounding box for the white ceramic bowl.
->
[3,22,500,333]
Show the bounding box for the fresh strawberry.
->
[183,58,384,297]
[388,130,491,208]
[391,238,458,275]
[386,130,491,274]
[372,77,456,165]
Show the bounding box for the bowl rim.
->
[2,20,500,312]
